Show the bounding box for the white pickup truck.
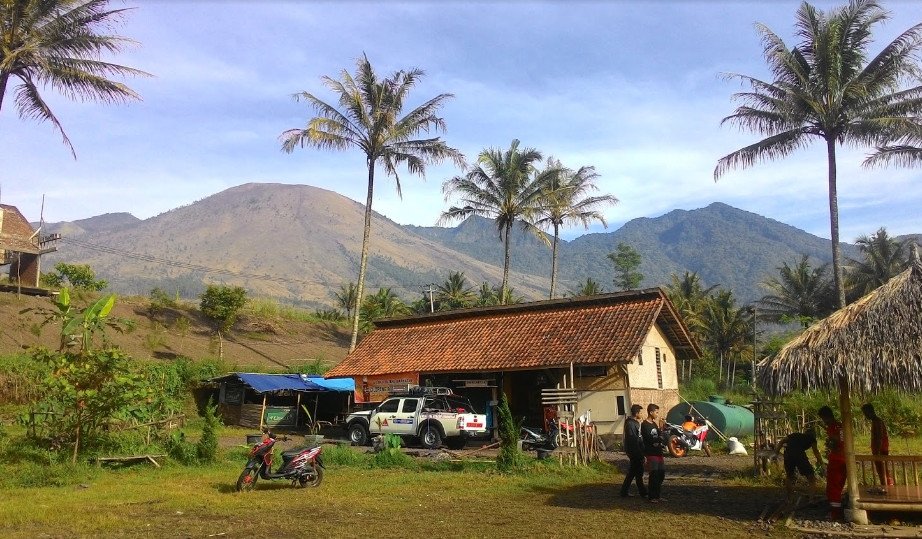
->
[345,387,488,450]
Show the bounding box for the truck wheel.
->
[420,426,442,449]
[446,437,466,450]
[348,423,369,446]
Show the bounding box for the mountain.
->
[39,212,140,237]
[40,184,890,308]
[42,183,549,307]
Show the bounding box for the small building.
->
[209,373,355,430]
[326,288,701,445]
[0,204,58,290]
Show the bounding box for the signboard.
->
[224,385,243,406]
[355,372,419,403]
[263,406,296,427]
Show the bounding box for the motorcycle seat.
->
[281,447,311,460]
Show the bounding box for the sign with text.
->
[355,373,419,403]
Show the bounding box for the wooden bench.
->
[95,454,166,468]
[854,454,922,512]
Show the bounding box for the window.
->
[577,365,607,378]
[655,348,663,389]
[423,397,447,412]
[616,395,626,416]
[637,350,643,366]
[400,399,419,413]
[377,399,399,413]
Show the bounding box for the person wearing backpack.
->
[620,404,648,498]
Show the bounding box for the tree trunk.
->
[826,137,847,309]
[718,352,724,386]
[0,72,8,113]
[501,223,511,304]
[72,412,81,464]
[839,377,868,524]
[350,161,376,352]
[549,223,560,299]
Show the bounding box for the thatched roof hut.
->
[758,247,922,395]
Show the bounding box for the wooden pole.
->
[258,394,267,431]
[295,392,301,429]
[839,377,868,525]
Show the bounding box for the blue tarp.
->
[225,373,355,394]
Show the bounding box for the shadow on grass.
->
[536,481,781,522]
[213,481,300,494]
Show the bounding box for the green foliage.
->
[333,282,358,318]
[148,287,178,313]
[371,433,414,468]
[496,393,527,472]
[196,400,220,464]
[25,290,134,352]
[680,377,718,402]
[165,431,198,465]
[294,358,328,375]
[199,285,248,333]
[756,255,836,327]
[314,308,345,322]
[322,444,369,466]
[0,354,48,405]
[608,242,643,290]
[567,277,603,297]
[44,263,108,291]
[359,287,410,333]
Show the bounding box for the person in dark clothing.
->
[620,404,648,498]
[776,427,823,499]
[641,403,666,503]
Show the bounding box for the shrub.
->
[496,393,527,472]
[165,431,198,465]
[371,433,414,468]
[196,400,220,464]
[323,444,369,467]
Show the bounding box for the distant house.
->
[0,204,58,290]
[326,288,701,444]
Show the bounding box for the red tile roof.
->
[327,288,700,377]
[0,204,40,254]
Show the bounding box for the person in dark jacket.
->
[776,426,822,499]
[641,403,666,502]
[620,404,648,498]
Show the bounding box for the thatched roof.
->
[758,247,922,396]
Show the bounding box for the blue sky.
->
[2,0,920,242]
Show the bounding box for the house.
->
[0,204,58,290]
[326,288,701,445]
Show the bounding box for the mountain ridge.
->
[38,183,889,306]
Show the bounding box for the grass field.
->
[0,445,797,539]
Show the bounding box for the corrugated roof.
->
[327,288,700,378]
[213,373,355,393]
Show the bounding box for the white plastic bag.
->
[727,436,748,456]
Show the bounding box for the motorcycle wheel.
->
[298,465,324,488]
[667,435,687,458]
[236,467,259,492]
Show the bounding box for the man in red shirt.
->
[819,405,846,520]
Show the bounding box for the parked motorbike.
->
[663,420,711,458]
[236,432,325,492]
[520,419,559,451]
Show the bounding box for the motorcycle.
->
[663,420,711,458]
[236,432,325,492]
[520,418,559,451]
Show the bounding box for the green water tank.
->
[666,395,754,440]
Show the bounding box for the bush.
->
[496,393,527,472]
[371,434,414,468]
[165,431,198,465]
[196,400,220,464]
[323,444,369,467]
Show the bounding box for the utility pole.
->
[423,284,436,313]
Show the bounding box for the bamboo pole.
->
[258,394,267,431]
[839,377,868,525]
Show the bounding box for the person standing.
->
[818,405,846,520]
[641,403,666,503]
[861,403,892,490]
[620,404,648,498]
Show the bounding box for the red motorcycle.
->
[236,432,324,492]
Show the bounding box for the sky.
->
[2,0,921,242]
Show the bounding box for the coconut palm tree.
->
[281,55,463,351]
[695,290,751,387]
[756,255,837,327]
[567,277,604,298]
[435,271,476,311]
[0,0,149,157]
[333,282,358,319]
[715,0,922,310]
[665,271,718,324]
[358,287,409,333]
[535,159,617,299]
[846,227,910,297]
[440,139,548,303]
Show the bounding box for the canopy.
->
[758,247,922,396]
[213,373,355,394]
